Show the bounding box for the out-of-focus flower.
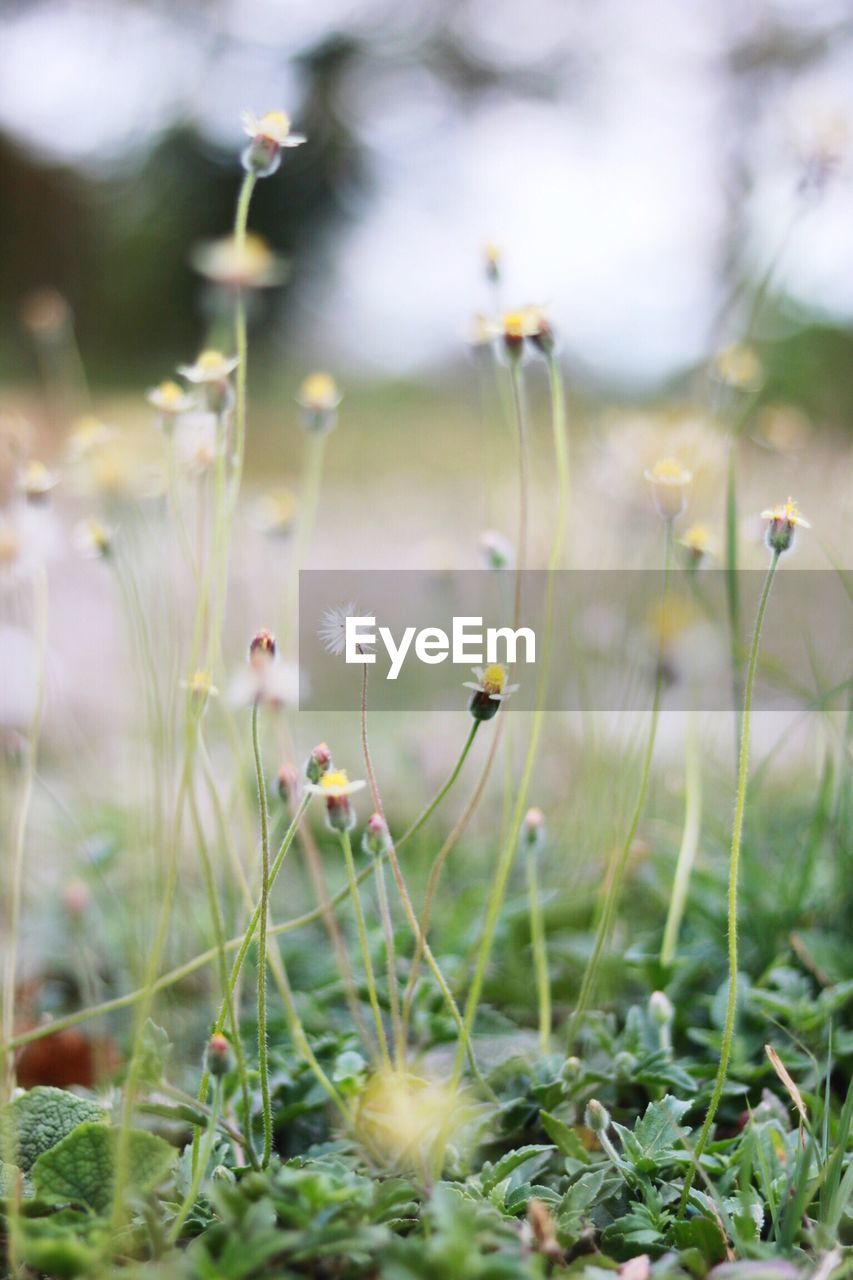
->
[73,517,113,559]
[181,670,219,709]
[520,806,545,853]
[62,878,92,920]
[296,372,342,434]
[478,529,513,569]
[756,404,811,455]
[523,1198,562,1262]
[251,486,297,537]
[789,96,850,190]
[175,412,222,476]
[713,344,763,392]
[483,241,502,285]
[463,664,519,721]
[19,288,71,341]
[276,762,301,804]
[205,1033,234,1078]
[18,460,58,503]
[644,457,692,520]
[146,380,196,421]
[354,1069,469,1173]
[487,305,554,357]
[761,497,810,555]
[67,416,115,462]
[241,110,306,176]
[679,522,713,566]
[177,350,239,385]
[191,233,287,290]
[227,639,299,710]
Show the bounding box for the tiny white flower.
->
[319,602,373,656]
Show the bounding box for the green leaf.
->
[137,1018,173,1086]
[613,1095,691,1173]
[479,1144,554,1194]
[31,1122,175,1213]
[0,1087,106,1172]
[539,1111,591,1163]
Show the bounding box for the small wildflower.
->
[73,517,113,559]
[305,742,333,784]
[296,372,342,435]
[319,602,367,656]
[644,457,692,521]
[354,1068,467,1172]
[18,460,58,503]
[483,241,502,285]
[227,637,298,710]
[362,811,391,858]
[306,768,366,832]
[713,344,763,392]
[520,806,545,853]
[205,1033,234,1078]
[277,762,301,804]
[67,416,114,462]
[761,497,810,555]
[490,305,553,359]
[252,486,297,537]
[478,529,513,569]
[249,627,277,665]
[241,109,306,176]
[175,412,221,475]
[177,350,239,385]
[679,522,712,567]
[584,1098,611,1134]
[561,1055,582,1083]
[191,233,287,290]
[181,670,219,708]
[463,664,519,721]
[146,380,196,423]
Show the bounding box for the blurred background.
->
[3,0,853,396]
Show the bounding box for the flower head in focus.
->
[241,110,306,176]
[761,497,810,555]
[463,664,519,721]
[305,767,366,832]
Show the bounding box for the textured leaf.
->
[539,1111,591,1163]
[31,1122,175,1213]
[613,1095,691,1172]
[479,1144,554,1193]
[0,1087,105,1172]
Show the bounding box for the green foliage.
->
[31,1122,175,1213]
[0,1086,105,1172]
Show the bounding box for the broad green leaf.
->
[539,1111,591,1163]
[613,1095,691,1172]
[0,1087,105,1172]
[32,1122,175,1213]
[479,1144,554,1194]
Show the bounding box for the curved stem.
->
[395,721,480,849]
[567,520,673,1049]
[251,700,273,1167]
[168,1079,222,1244]
[527,843,551,1054]
[231,171,257,484]
[508,358,529,625]
[660,704,703,969]
[338,829,390,1069]
[679,552,779,1215]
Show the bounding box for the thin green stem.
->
[567,519,673,1050]
[232,171,257,484]
[508,358,528,625]
[527,844,551,1054]
[372,854,404,1069]
[168,1079,222,1244]
[396,721,480,848]
[660,705,703,969]
[679,552,780,1215]
[251,700,273,1167]
[338,828,390,1069]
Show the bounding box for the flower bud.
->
[362,812,391,858]
[520,807,545,853]
[249,628,276,668]
[649,990,674,1027]
[614,1051,636,1080]
[325,795,355,832]
[584,1099,611,1133]
[205,1033,234,1078]
[305,741,332,784]
[561,1055,582,1084]
[241,111,305,178]
[478,529,513,570]
[277,763,300,804]
[211,1164,236,1183]
[762,498,810,556]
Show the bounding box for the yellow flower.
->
[644,457,692,520]
[181,670,219,702]
[146,380,195,416]
[463,663,519,721]
[73,517,113,559]
[67,416,114,462]
[191,233,287,289]
[297,372,342,413]
[713,344,763,391]
[242,110,306,148]
[177,350,240,384]
[252,486,297,537]
[19,460,58,502]
[354,1069,468,1172]
[306,769,366,799]
[761,497,810,555]
[760,497,810,528]
[679,523,713,565]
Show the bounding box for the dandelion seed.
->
[296,372,342,435]
[463,663,519,721]
[319,602,366,656]
[177,350,239,385]
[644,457,692,521]
[241,109,306,177]
[191,233,287,290]
[305,768,366,832]
[73,517,113,559]
[761,497,810,555]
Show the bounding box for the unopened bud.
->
[62,877,91,920]
[211,1163,236,1183]
[362,812,391,858]
[561,1055,582,1084]
[649,990,674,1027]
[305,741,332,784]
[277,763,300,804]
[520,807,545,853]
[249,628,276,667]
[584,1099,611,1134]
[205,1033,234,1078]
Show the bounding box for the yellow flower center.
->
[158,380,184,404]
[650,457,688,482]
[300,372,338,409]
[198,350,225,371]
[502,311,529,339]
[188,671,213,695]
[321,769,349,791]
[683,523,709,551]
[259,111,290,138]
[482,664,506,695]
